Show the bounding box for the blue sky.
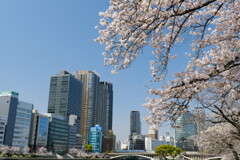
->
[0,0,189,141]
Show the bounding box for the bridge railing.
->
[180,153,221,160]
[108,152,221,160]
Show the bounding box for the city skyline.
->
[0,0,185,141]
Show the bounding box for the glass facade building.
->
[29,109,49,151]
[38,117,48,140]
[89,125,102,153]
[175,111,196,151]
[48,70,82,133]
[45,113,68,154]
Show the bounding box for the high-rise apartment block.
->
[48,70,82,133]
[130,111,141,136]
[0,91,33,147]
[74,70,100,145]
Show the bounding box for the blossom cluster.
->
[0,145,30,156]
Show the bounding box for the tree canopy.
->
[155,145,183,160]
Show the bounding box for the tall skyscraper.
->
[0,91,33,147]
[174,111,196,151]
[98,82,113,133]
[74,70,100,145]
[130,111,141,136]
[48,70,82,133]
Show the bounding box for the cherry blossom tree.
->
[10,146,20,156]
[69,148,79,156]
[96,0,239,127]
[69,148,88,158]
[197,123,240,160]
[0,145,10,156]
[22,146,30,156]
[96,0,239,156]
[36,147,52,156]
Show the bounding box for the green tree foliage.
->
[155,145,183,160]
[84,144,93,153]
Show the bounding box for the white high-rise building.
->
[0,91,33,147]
